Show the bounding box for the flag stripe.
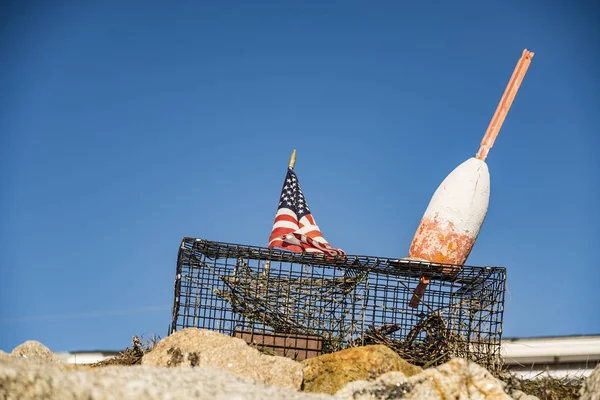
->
[267,167,345,257]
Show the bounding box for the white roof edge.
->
[503,334,600,341]
[502,336,600,361]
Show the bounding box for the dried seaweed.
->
[91,335,160,367]
[500,372,586,400]
[212,259,367,336]
[349,315,472,367]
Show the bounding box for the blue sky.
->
[1,1,598,353]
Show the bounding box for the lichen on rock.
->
[141,327,304,391]
[335,357,513,400]
[301,344,422,394]
[580,364,600,400]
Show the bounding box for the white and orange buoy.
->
[408,49,535,308]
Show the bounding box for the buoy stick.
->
[288,149,297,169]
[476,49,534,161]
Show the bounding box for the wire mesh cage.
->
[171,237,506,370]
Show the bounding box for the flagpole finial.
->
[288,149,297,169]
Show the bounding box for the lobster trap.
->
[170,237,506,370]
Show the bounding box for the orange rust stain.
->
[409,215,476,273]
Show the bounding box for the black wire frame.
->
[170,237,507,369]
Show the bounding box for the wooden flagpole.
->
[288,149,297,169]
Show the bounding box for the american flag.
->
[268,167,346,258]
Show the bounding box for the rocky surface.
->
[335,357,513,400]
[511,389,540,400]
[301,344,422,394]
[0,356,333,400]
[10,340,59,363]
[1,331,578,400]
[141,327,303,391]
[580,364,600,400]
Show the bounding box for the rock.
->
[141,328,303,391]
[11,340,58,363]
[0,356,334,400]
[335,357,513,400]
[301,345,422,394]
[511,389,540,400]
[580,364,600,400]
